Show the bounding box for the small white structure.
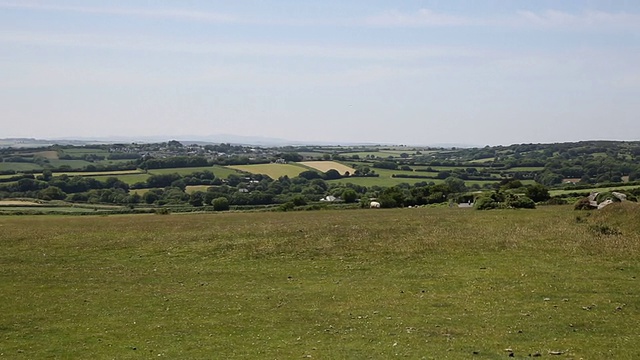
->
[320,195,337,202]
[370,201,381,208]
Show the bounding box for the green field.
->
[227,163,307,179]
[550,184,640,196]
[1,204,639,358]
[60,148,111,156]
[506,167,546,172]
[149,165,241,179]
[92,173,151,185]
[0,162,43,172]
[47,159,95,168]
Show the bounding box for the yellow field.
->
[185,185,211,193]
[299,161,356,175]
[0,200,42,206]
[33,150,59,160]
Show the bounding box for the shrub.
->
[154,207,171,215]
[291,195,307,206]
[506,195,536,209]
[574,198,595,210]
[212,197,230,211]
[474,196,500,210]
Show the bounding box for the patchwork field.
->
[1,204,639,358]
[299,161,355,175]
[227,163,306,179]
[149,166,241,179]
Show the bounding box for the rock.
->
[549,350,564,355]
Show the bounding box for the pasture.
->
[149,166,241,179]
[1,205,639,358]
[227,163,306,179]
[550,184,640,197]
[0,162,42,172]
[299,161,355,175]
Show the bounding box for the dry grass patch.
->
[299,161,355,175]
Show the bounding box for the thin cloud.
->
[0,31,486,61]
[0,1,237,23]
[517,9,640,30]
[362,9,481,27]
[361,8,640,31]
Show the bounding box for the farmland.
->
[228,163,307,179]
[1,204,639,358]
[299,161,355,175]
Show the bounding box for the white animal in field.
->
[370,201,381,208]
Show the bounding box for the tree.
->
[324,169,342,180]
[444,176,466,193]
[189,191,205,207]
[212,197,230,211]
[525,184,550,202]
[299,170,322,180]
[342,189,358,203]
[38,186,66,200]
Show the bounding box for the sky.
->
[1,0,639,146]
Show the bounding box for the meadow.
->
[550,184,640,197]
[1,204,639,358]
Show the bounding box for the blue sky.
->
[1,1,639,145]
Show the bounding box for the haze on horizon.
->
[1,0,639,146]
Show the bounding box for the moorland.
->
[1,204,639,358]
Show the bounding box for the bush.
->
[291,195,307,206]
[279,202,295,211]
[212,197,230,211]
[154,207,171,215]
[574,198,595,210]
[544,197,568,205]
[474,196,500,210]
[505,195,536,209]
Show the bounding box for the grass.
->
[0,162,42,172]
[505,167,546,172]
[54,170,144,177]
[1,204,639,358]
[92,173,151,185]
[185,185,211,193]
[47,159,94,169]
[227,163,307,179]
[550,184,640,196]
[148,166,241,179]
[32,150,59,160]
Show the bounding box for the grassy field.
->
[149,166,241,179]
[92,173,151,185]
[1,204,639,358]
[550,184,640,196]
[33,150,59,159]
[0,162,42,172]
[227,163,307,179]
